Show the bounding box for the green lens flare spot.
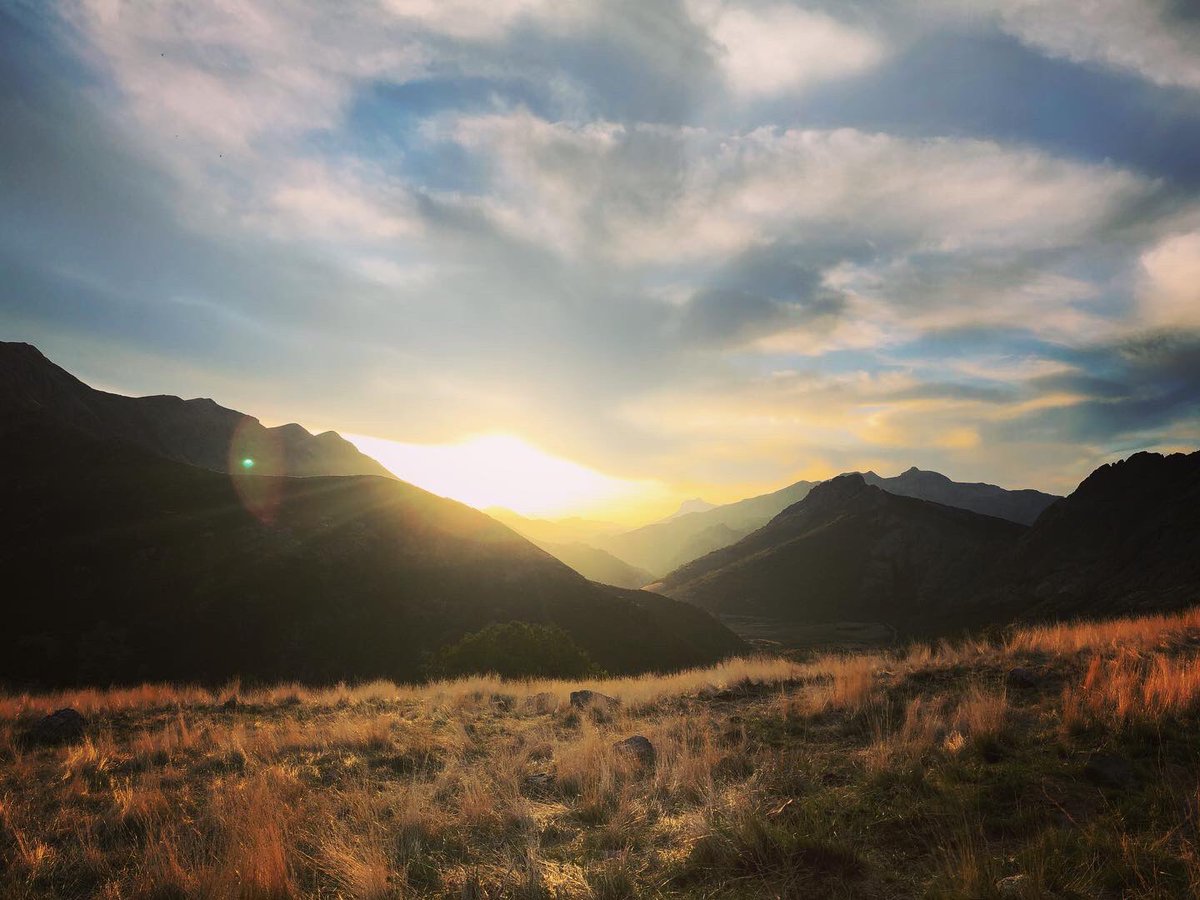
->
[241,458,255,469]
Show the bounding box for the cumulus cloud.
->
[1139,231,1200,329]
[693,1,885,95]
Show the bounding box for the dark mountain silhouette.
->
[0,419,743,687]
[654,474,1024,636]
[860,467,1058,525]
[996,451,1200,620]
[595,479,819,577]
[0,341,391,479]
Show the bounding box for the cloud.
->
[936,0,1200,92]
[1139,230,1200,329]
[434,114,1156,266]
[694,1,885,95]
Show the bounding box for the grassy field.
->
[5,609,1200,898]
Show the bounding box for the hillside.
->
[0,421,742,687]
[530,540,654,589]
[7,609,1200,897]
[1000,450,1200,619]
[0,341,391,479]
[654,474,1024,636]
[861,466,1059,525]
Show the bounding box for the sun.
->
[344,432,653,518]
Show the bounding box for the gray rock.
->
[1084,751,1135,789]
[570,690,620,710]
[25,708,87,747]
[613,735,656,767]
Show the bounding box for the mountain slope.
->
[0,418,742,688]
[999,450,1200,619]
[861,467,1059,525]
[0,341,390,479]
[596,479,818,577]
[530,540,654,588]
[654,474,1024,635]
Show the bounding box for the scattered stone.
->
[613,735,656,767]
[525,692,558,714]
[1084,751,1135,789]
[569,690,620,710]
[25,708,87,747]
[996,873,1028,897]
[1006,667,1041,689]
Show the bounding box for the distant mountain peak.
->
[668,497,717,519]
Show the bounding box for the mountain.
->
[861,467,1059,525]
[527,541,654,589]
[595,479,819,577]
[0,341,391,479]
[997,451,1200,620]
[654,474,1024,636]
[485,508,624,546]
[0,419,743,687]
[665,498,717,519]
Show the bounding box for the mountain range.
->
[655,451,1200,639]
[0,343,743,686]
[500,466,1058,583]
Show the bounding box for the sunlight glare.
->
[345,432,655,518]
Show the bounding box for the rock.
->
[613,735,656,767]
[996,873,1028,897]
[1084,751,1135,789]
[1006,667,1041,689]
[25,708,87,747]
[569,690,620,710]
[525,692,558,714]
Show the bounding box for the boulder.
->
[25,708,87,747]
[569,690,620,710]
[613,735,656,767]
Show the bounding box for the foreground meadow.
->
[5,609,1200,898]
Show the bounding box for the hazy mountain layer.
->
[0,341,390,479]
[529,541,654,589]
[595,479,819,577]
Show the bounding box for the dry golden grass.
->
[7,609,1200,897]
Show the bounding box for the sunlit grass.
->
[6,609,1200,896]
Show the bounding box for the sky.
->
[1,0,1199,522]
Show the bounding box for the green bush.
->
[429,622,601,679]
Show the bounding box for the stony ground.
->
[4,609,1200,898]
